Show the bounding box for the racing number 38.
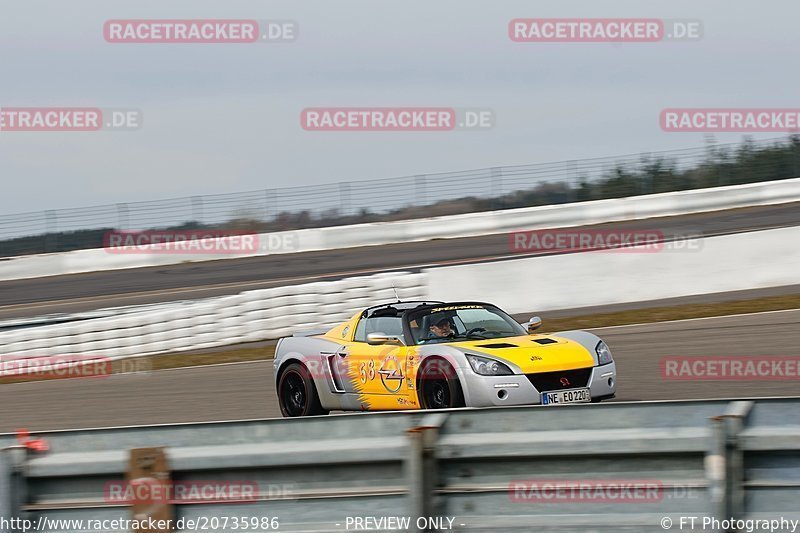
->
[359,360,376,383]
[357,352,406,394]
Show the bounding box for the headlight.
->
[466,354,513,376]
[596,340,613,365]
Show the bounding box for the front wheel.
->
[278,363,328,417]
[418,359,465,409]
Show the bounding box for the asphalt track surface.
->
[2,309,798,432]
[2,202,800,321]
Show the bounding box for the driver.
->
[429,316,456,338]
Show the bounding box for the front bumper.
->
[459,362,617,407]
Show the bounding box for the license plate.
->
[541,388,591,405]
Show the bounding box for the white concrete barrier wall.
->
[428,226,800,314]
[1,226,798,371]
[2,177,799,282]
[0,271,427,372]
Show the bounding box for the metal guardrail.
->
[1,398,798,532]
[2,136,799,254]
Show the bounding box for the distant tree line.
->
[3,136,799,258]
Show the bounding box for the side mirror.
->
[522,316,542,334]
[366,332,405,346]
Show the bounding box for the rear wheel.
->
[278,363,328,417]
[418,359,465,409]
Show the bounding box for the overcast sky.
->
[1,0,797,216]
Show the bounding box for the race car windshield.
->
[407,304,527,344]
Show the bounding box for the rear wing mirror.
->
[367,332,405,346]
[521,316,542,334]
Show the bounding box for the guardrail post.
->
[723,401,753,523]
[708,416,727,533]
[0,448,12,529]
[707,401,754,533]
[0,447,28,533]
[406,413,447,532]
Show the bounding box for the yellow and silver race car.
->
[274,301,616,416]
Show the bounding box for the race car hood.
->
[444,334,596,374]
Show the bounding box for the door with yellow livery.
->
[344,314,416,410]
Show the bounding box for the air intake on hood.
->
[476,343,518,349]
[533,338,558,345]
